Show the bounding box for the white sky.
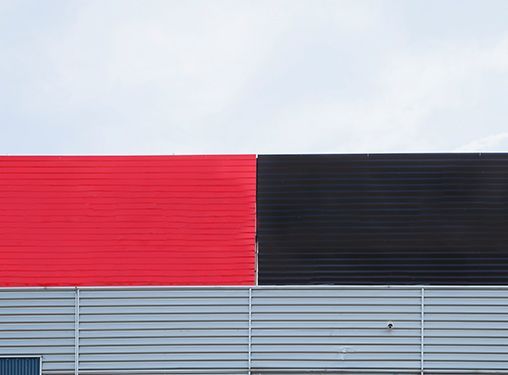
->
[1,0,508,154]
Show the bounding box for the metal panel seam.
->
[248,287,252,375]
[75,288,80,375]
[420,287,424,375]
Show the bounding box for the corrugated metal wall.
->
[1,287,507,374]
[0,289,75,373]
[79,288,249,374]
[425,288,508,372]
[257,153,508,285]
[251,287,421,372]
[0,155,256,286]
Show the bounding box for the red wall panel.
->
[0,155,256,286]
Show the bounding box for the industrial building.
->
[1,154,507,374]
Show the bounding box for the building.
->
[1,154,507,374]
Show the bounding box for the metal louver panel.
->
[0,358,41,375]
[257,153,508,285]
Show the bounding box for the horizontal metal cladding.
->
[257,153,508,285]
[2,286,508,374]
[425,288,508,372]
[78,288,250,374]
[250,287,422,373]
[0,155,256,286]
[0,289,75,374]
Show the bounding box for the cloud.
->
[253,33,508,153]
[1,1,508,154]
[458,132,508,151]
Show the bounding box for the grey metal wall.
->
[0,289,75,373]
[79,288,249,374]
[425,288,508,372]
[251,288,422,372]
[1,287,507,374]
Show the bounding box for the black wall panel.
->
[257,154,508,285]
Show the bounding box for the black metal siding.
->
[0,358,40,375]
[257,153,508,285]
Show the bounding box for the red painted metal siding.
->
[0,155,256,286]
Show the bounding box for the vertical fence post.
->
[420,287,425,375]
[248,287,252,375]
[74,288,80,375]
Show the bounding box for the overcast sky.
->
[1,0,508,154]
